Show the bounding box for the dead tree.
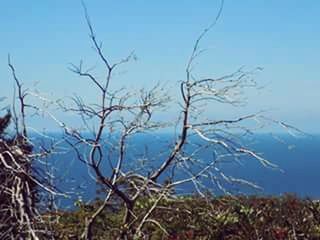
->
[0,116,38,239]
[6,1,301,239]
[0,59,64,240]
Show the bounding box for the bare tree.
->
[33,2,301,239]
[2,1,302,239]
[0,58,66,240]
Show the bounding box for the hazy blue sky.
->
[0,1,319,132]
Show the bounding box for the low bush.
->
[46,194,320,239]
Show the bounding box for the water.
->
[37,133,320,208]
[239,134,320,197]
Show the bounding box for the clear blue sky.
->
[0,1,319,132]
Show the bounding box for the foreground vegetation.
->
[46,194,320,240]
